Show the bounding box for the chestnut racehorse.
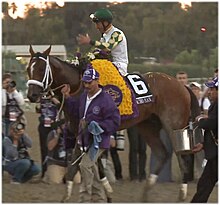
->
[26,45,200,202]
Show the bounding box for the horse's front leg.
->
[61,144,81,202]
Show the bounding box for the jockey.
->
[77,8,129,76]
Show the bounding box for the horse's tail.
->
[185,86,200,121]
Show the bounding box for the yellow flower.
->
[91,59,133,115]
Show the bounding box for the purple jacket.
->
[78,89,121,149]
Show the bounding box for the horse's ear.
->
[29,45,35,56]
[43,45,51,56]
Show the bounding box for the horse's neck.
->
[50,57,81,93]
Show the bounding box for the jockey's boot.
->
[61,181,73,203]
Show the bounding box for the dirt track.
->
[2,112,218,203]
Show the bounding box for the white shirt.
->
[2,89,25,117]
[198,97,211,111]
[83,89,102,118]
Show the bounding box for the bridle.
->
[27,55,53,91]
[26,54,83,121]
[26,54,65,121]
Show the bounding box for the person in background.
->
[127,126,147,182]
[77,8,128,76]
[176,71,189,86]
[35,94,60,178]
[3,122,41,184]
[2,73,25,137]
[77,67,120,202]
[191,77,218,202]
[189,81,210,179]
[43,119,67,184]
[190,82,211,115]
[43,119,81,184]
[176,71,195,190]
[109,131,123,181]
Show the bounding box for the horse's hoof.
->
[178,183,187,202]
[145,174,158,191]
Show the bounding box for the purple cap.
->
[205,77,218,88]
[82,68,100,82]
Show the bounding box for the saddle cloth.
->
[91,59,153,120]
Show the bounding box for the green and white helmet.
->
[90,8,113,23]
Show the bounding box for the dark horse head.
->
[26,45,83,102]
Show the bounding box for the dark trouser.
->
[127,126,147,181]
[181,153,194,183]
[191,157,218,203]
[110,147,123,180]
[38,123,53,178]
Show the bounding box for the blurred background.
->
[1,1,218,94]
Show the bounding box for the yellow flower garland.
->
[91,59,133,115]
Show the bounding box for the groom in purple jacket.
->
[78,66,120,202]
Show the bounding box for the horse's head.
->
[26,45,52,102]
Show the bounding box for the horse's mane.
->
[53,55,85,75]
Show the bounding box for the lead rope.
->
[55,93,65,121]
[50,81,83,122]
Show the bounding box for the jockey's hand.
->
[76,34,91,45]
[192,143,203,153]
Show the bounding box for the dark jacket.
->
[198,100,218,160]
[78,89,121,149]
